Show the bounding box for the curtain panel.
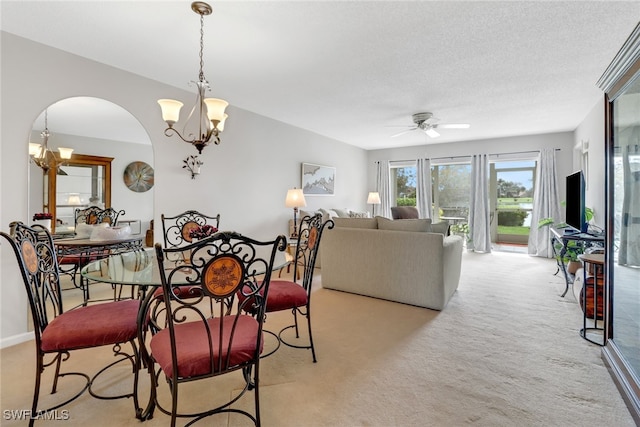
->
[376,160,392,219]
[469,154,491,253]
[528,148,562,258]
[416,158,432,219]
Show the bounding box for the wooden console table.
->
[549,226,604,297]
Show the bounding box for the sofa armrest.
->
[441,235,463,301]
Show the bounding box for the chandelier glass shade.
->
[158,1,229,154]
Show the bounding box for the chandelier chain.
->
[199,13,205,82]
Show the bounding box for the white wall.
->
[574,98,606,229]
[0,33,368,346]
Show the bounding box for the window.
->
[431,163,471,222]
[390,162,417,207]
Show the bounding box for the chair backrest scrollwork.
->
[293,213,334,292]
[160,210,221,249]
[75,206,125,227]
[0,222,64,345]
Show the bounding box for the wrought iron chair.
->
[142,231,286,426]
[161,210,220,266]
[74,206,125,226]
[239,214,334,362]
[57,207,127,289]
[0,222,141,426]
[161,210,220,249]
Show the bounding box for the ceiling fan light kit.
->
[390,112,470,139]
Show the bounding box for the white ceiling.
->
[2,1,639,150]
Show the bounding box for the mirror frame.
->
[44,153,113,233]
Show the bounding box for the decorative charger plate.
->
[124,161,154,193]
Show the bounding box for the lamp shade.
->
[29,143,42,156]
[157,99,184,125]
[204,98,229,122]
[217,114,228,132]
[285,188,307,208]
[67,193,82,206]
[57,147,74,159]
[367,192,381,204]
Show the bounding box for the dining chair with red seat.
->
[238,213,334,362]
[142,231,286,426]
[0,222,141,426]
[160,210,220,251]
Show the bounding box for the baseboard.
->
[0,331,34,349]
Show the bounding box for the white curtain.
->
[619,144,640,266]
[528,148,562,258]
[416,158,432,219]
[469,154,491,252]
[376,160,392,218]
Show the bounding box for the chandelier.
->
[29,109,73,175]
[158,1,228,154]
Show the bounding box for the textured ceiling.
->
[2,1,639,150]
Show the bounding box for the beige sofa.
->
[321,217,463,310]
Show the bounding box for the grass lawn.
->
[497,226,530,235]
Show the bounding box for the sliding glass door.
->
[490,160,536,245]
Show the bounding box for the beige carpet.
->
[0,250,635,426]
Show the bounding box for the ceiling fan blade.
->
[390,127,417,138]
[425,128,440,138]
[437,123,470,129]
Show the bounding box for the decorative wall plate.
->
[124,161,154,193]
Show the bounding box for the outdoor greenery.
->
[497,225,530,235]
[394,167,417,203]
[497,209,528,226]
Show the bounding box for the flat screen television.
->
[565,170,586,233]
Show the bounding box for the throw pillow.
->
[333,217,378,229]
[331,208,351,218]
[348,210,370,218]
[377,216,432,232]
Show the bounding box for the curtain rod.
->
[378,148,561,164]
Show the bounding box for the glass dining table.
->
[79,245,291,420]
[80,246,291,288]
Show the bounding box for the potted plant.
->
[538,206,594,274]
[450,222,471,247]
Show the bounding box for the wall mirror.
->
[598,23,640,422]
[29,97,153,235]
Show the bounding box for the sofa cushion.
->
[377,216,432,232]
[430,221,451,236]
[333,217,378,229]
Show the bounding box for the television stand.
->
[550,226,604,297]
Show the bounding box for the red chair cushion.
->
[264,280,308,312]
[150,315,261,379]
[237,280,307,313]
[41,299,140,352]
[152,285,201,299]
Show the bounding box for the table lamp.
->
[367,191,381,217]
[285,188,307,237]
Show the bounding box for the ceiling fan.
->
[390,112,470,138]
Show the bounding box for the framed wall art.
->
[301,163,335,195]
